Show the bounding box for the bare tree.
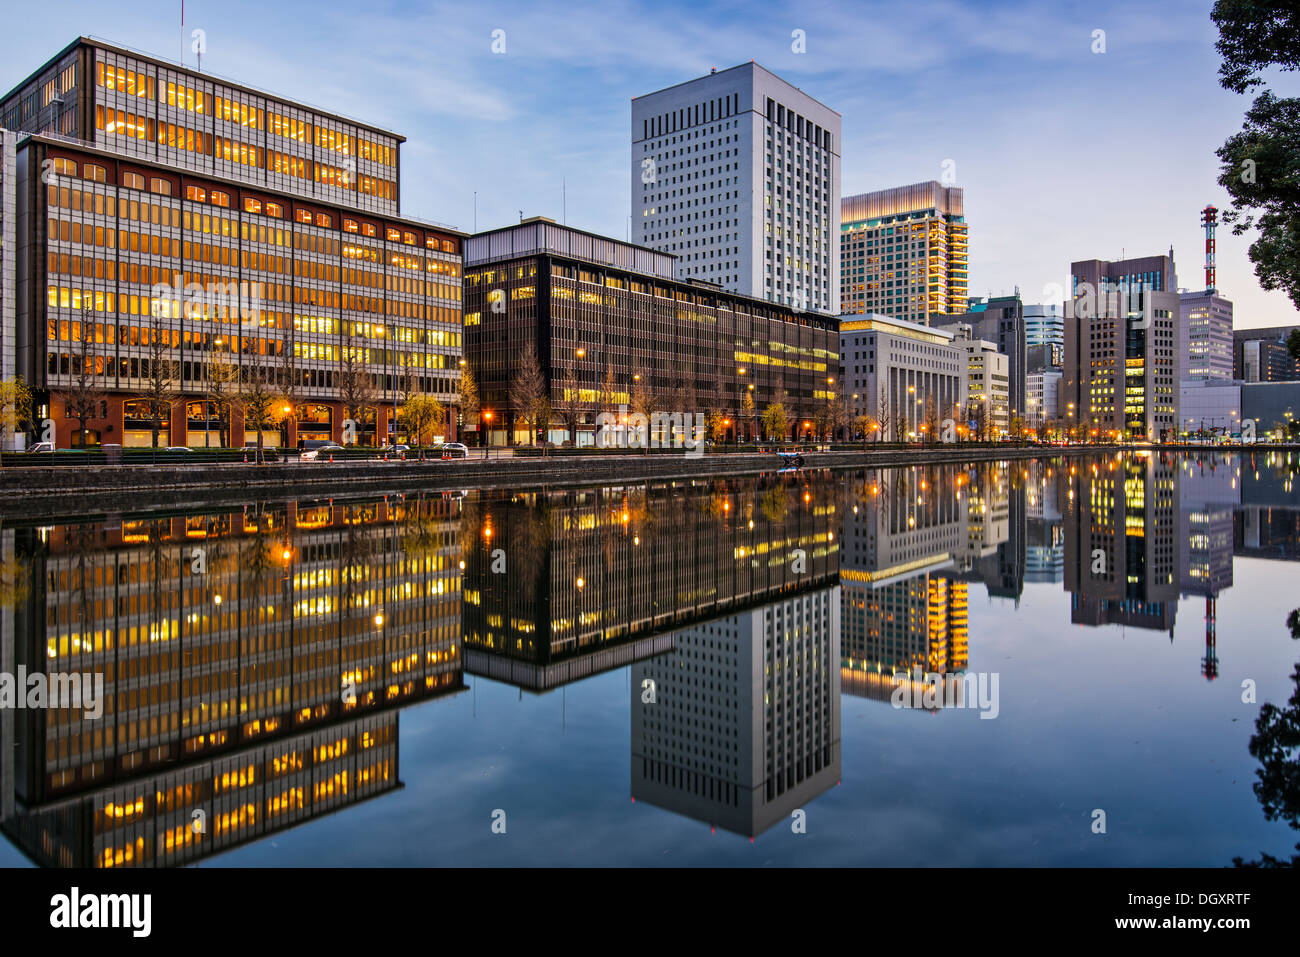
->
[509,341,547,446]
[559,364,583,445]
[138,310,180,450]
[239,343,279,462]
[276,315,302,446]
[203,344,239,448]
[54,309,108,448]
[336,330,376,445]
[598,364,619,412]
[923,396,940,444]
[878,385,891,442]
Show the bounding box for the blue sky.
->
[3,0,1296,328]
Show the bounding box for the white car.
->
[301,444,345,461]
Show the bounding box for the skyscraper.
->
[1178,290,1233,381]
[631,63,841,313]
[840,182,968,324]
[1061,253,1180,440]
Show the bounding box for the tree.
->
[0,377,34,466]
[399,393,446,457]
[54,310,108,448]
[1288,328,1300,362]
[854,413,875,449]
[139,310,180,450]
[923,396,939,444]
[761,401,788,442]
[509,342,546,446]
[203,345,240,448]
[1213,3,1300,309]
[336,331,376,446]
[459,365,481,445]
[598,364,619,411]
[239,345,279,462]
[630,376,654,452]
[559,364,583,445]
[878,385,891,442]
[706,408,727,443]
[740,388,756,443]
[276,315,302,445]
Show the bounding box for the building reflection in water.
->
[1064,453,1180,635]
[838,465,989,702]
[462,474,841,691]
[0,494,465,867]
[630,586,842,838]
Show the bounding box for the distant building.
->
[840,182,967,324]
[1026,369,1061,428]
[1178,290,1233,381]
[838,313,966,440]
[1179,379,1242,437]
[1062,253,1181,440]
[952,323,1009,437]
[1025,302,1064,353]
[1234,326,1299,382]
[632,62,841,313]
[1241,381,1300,439]
[932,294,1026,416]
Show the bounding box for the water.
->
[1,451,1297,867]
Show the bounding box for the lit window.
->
[244,197,262,214]
[122,172,144,190]
[186,185,206,203]
[316,213,332,228]
[266,202,283,217]
[343,219,358,233]
[211,191,229,208]
[295,208,312,224]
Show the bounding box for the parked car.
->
[26,442,54,453]
[379,444,411,460]
[301,443,345,461]
[439,442,469,459]
[164,446,193,453]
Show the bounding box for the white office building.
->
[1027,369,1062,429]
[839,313,967,441]
[1024,303,1064,352]
[631,62,841,314]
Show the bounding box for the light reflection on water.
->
[1,451,1297,867]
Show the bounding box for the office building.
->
[1241,381,1300,439]
[1061,253,1180,440]
[1233,326,1299,382]
[838,313,966,441]
[1178,379,1242,437]
[1025,302,1064,354]
[933,294,1026,416]
[1026,369,1060,429]
[840,182,967,324]
[1,37,464,449]
[463,218,838,444]
[631,63,841,313]
[631,587,841,837]
[953,324,1009,438]
[1178,290,1233,381]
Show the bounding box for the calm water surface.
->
[1,451,1297,866]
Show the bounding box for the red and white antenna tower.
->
[1201,205,1218,293]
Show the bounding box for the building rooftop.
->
[632,61,841,116]
[1,36,407,142]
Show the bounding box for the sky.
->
[2,0,1296,328]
